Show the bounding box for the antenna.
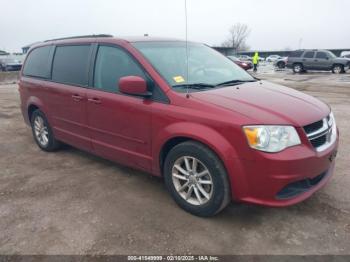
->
[185,0,190,98]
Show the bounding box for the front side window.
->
[23,46,52,78]
[52,45,90,86]
[93,46,146,93]
[304,51,315,58]
[316,52,328,59]
[132,41,254,91]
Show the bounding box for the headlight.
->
[243,125,301,152]
[329,112,337,142]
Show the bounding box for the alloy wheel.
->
[333,65,342,74]
[33,115,49,147]
[171,156,213,206]
[294,64,302,73]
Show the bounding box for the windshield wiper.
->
[172,83,216,89]
[215,79,257,87]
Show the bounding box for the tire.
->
[30,109,61,152]
[277,61,285,69]
[293,63,303,73]
[164,141,231,217]
[332,64,344,74]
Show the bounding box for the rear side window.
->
[303,51,315,58]
[316,52,328,59]
[23,46,52,78]
[52,45,90,86]
[289,51,303,58]
[93,46,145,93]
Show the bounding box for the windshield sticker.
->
[173,76,185,83]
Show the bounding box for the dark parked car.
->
[286,49,350,74]
[0,58,22,71]
[19,35,338,216]
[227,56,253,70]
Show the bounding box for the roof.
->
[121,36,182,42]
[41,34,183,44]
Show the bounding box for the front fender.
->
[152,121,247,201]
[153,121,239,172]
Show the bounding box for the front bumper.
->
[230,132,339,207]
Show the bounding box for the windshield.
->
[326,51,336,58]
[132,41,254,91]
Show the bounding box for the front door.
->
[86,45,153,171]
[315,51,332,70]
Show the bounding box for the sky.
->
[0,0,349,52]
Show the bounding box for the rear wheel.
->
[332,64,344,74]
[164,141,231,217]
[30,109,61,151]
[293,63,303,73]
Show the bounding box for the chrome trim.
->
[306,118,328,138]
[305,113,337,152]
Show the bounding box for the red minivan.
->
[19,35,339,216]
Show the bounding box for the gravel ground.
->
[0,69,349,255]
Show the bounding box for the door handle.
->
[302,59,306,61]
[72,94,83,101]
[88,98,101,104]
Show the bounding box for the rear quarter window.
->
[52,45,91,86]
[22,46,52,78]
[289,51,304,58]
[303,51,315,58]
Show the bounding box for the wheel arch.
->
[154,122,239,178]
[25,96,48,123]
[28,104,40,122]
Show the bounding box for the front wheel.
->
[164,141,231,217]
[332,64,344,74]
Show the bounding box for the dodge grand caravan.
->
[19,35,339,217]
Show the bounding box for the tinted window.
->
[316,52,328,59]
[23,46,52,78]
[304,51,315,58]
[94,46,145,93]
[289,51,303,58]
[52,45,90,86]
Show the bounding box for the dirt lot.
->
[0,69,349,255]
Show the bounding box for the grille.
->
[310,135,327,148]
[304,120,323,134]
[303,115,334,151]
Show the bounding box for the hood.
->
[335,57,350,64]
[191,81,330,127]
[6,63,22,66]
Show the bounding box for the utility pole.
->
[298,38,303,49]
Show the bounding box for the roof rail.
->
[44,34,113,42]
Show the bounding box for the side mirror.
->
[119,76,152,97]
